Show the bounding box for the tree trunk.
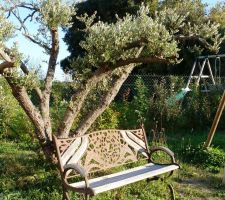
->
[40,93,52,141]
[6,78,46,140]
[75,64,136,136]
[73,47,144,136]
[223,167,225,185]
[57,68,111,137]
[4,77,55,161]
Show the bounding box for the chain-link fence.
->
[116,74,225,100]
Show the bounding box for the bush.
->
[0,78,34,141]
[91,105,119,130]
[181,87,221,130]
[115,76,150,129]
[148,76,183,131]
[180,144,225,173]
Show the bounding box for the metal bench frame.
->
[53,127,179,200]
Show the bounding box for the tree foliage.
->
[210,2,225,29]
[208,2,225,73]
[159,0,224,74]
[70,6,178,78]
[63,0,224,75]
[61,0,161,72]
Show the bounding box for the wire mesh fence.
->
[116,74,225,100]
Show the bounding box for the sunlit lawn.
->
[0,130,225,199]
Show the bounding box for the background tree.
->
[0,1,223,162]
[209,2,225,60]
[210,2,225,29]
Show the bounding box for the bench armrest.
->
[64,163,87,178]
[63,163,89,189]
[149,146,176,164]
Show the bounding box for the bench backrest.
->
[54,128,149,174]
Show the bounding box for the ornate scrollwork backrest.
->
[54,129,149,174]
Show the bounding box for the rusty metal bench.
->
[53,127,179,200]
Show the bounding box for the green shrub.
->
[180,144,225,173]
[148,76,183,131]
[181,87,221,130]
[91,105,119,130]
[115,76,150,129]
[0,78,34,142]
[132,76,150,122]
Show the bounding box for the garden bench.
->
[53,127,179,200]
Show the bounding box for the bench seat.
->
[70,163,179,195]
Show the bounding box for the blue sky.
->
[202,0,223,6]
[7,0,223,81]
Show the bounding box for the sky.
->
[7,0,224,81]
[202,0,223,6]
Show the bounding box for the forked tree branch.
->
[0,46,44,133]
[5,76,46,141]
[57,66,111,137]
[72,46,144,136]
[74,65,136,136]
[58,46,174,137]
[23,33,51,52]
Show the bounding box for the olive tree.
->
[0,0,74,158]
[61,0,159,72]
[0,0,223,160]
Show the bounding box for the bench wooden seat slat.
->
[120,130,148,157]
[61,137,82,166]
[67,136,89,165]
[70,163,179,195]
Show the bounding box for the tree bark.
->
[41,29,59,141]
[4,75,56,161]
[74,65,135,136]
[57,67,111,137]
[5,77,46,141]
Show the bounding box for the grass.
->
[0,130,225,199]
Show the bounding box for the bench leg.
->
[62,185,70,200]
[146,177,175,200]
[83,193,89,200]
[167,182,175,200]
